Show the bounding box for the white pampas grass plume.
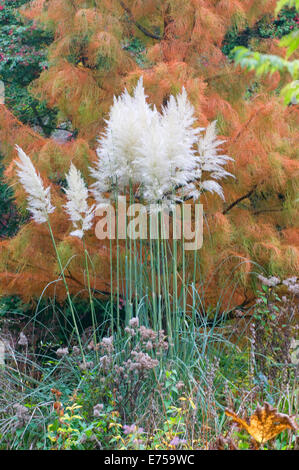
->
[91,79,234,206]
[64,163,94,239]
[91,77,155,206]
[137,87,201,205]
[161,87,201,178]
[15,145,55,223]
[196,121,234,200]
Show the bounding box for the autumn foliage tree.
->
[0,0,298,310]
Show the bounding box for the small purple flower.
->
[93,404,104,417]
[170,436,187,447]
[170,436,180,446]
[123,424,136,435]
[133,439,143,446]
[123,424,144,435]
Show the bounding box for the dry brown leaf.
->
[212,436,238,450]
[225,402,297,444]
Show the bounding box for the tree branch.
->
[252,208,283,216]
[119,1,162,40]
[223,185,257,215]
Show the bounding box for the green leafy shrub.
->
[0,159,23,238]
[222,7,298,57]
[0,0,56,130]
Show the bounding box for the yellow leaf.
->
[225,402,297,444]
[109,422,122,429]
[189,399,196,410]
[66,404,82,411]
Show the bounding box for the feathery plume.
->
[91,80,234,206]
[15,145,55,223]
[196,121,234,200]
[64,163,94,239]
[136,87,201,205]
[90,77,155,206]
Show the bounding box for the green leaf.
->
[281,80,299,104]
[275,0,299,15]
[280,31,299,58]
